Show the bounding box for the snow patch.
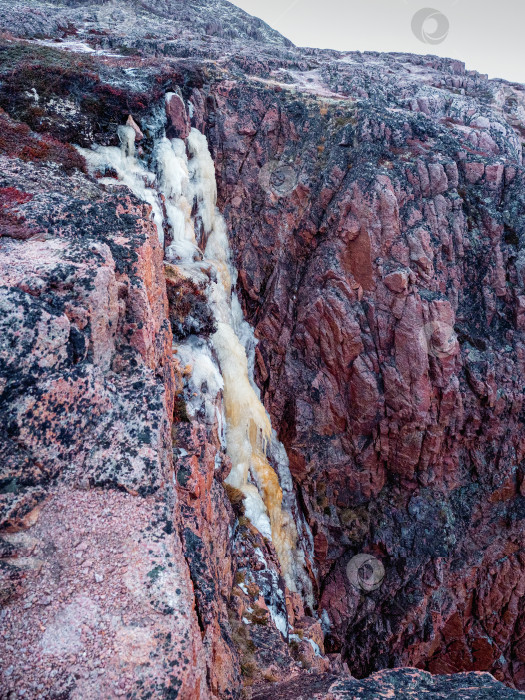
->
[321,609,331,634]
[77,130,165,245]
[289,634,322,657]
[34,38,123,58]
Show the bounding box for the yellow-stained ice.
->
[215,325,299,588]
[185,130,300,589]
[79,121,303,592]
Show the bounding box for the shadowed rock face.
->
[204,54,525,691]
[1,0,525,698]
[251,668,525,699]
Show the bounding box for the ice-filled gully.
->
[78,97,313,610]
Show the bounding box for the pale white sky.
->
[230,0,525,85]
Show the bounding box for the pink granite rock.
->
[165,92,191,140]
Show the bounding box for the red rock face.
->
[203,72,525,687]
[166,93,191,141]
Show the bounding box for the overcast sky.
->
[230,0,524,85]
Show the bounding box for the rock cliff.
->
[1,1,525,698]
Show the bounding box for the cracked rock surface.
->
[1,0,525,698]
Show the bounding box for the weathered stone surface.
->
[166,92,191,140]
[0,150,176,506]
[202,65,525,690]
[251,668,525,699]
[1,487,207,699]
[0,117,207,696]
[1,0,525,697]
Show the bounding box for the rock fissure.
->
[80,102,313,600]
